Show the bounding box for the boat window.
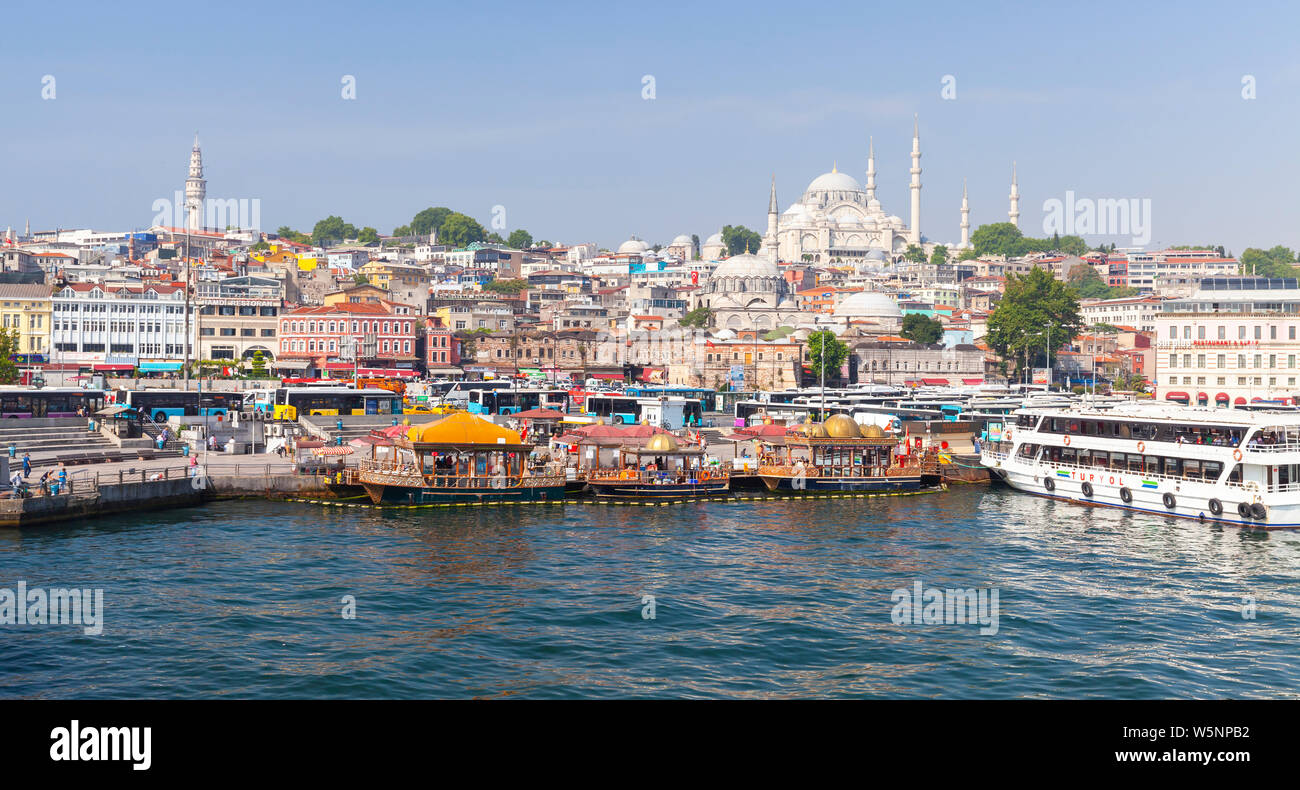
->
[1116,422,1131,439]
[1111,453,1127,471]
[1144,456,1160,475]
[1227,464,1243,483]
[1162,457,1182,477]
[1203,460,1223,482]
[1127,454,1143,473]
[1061,447,1077,465]
[1184,460,1202,480]
[1082,421,1097,437]
[1017,443,1039,459]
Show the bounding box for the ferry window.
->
[1111,453,1127,471]
[1228,464,1243,483]
[1144,456,1160,475]
[1082,421,1097,436]
[1184,460,1202,480]
[1127,454,1143,473]
[1203,461,1223,481]
[1061,447,1077,465]
[1162,457,1182,477]
[1017,443,1038,459]
[1115,422,1132,439]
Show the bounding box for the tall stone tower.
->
[865,136,877,205]
[185,133,206,231]
[909,115,921,245]
[763,174,779,263]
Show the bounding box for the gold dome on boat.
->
[824,414,860,438]
[645,433,679,452]
[795,419,828,438]
[860,424,886,438]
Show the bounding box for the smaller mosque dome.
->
[710,252,780,280]
[618,237,650,255]
[824,414,860,438]
[704,232,723,245]
[645,433,678,452]
[671,234,693,246]
[860,424,886,438]
[834,291,902,319]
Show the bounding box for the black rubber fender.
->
[1162,492,1176,509]
[1208,498,1223,516]
[1119,487,1133,504]
[1081,481,1094,498]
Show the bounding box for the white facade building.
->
[51,282,196,369]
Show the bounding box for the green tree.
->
[249,350,268,379]
[971,222,1025,257]
[720,225,762,257]
[1239,246,1298,277]
[311,215,358,247]
[691,234,701,260]
[806,330,849,384]
[507,229,533,249]
[0,329,19,384]
[1065,262,1112,299]
[900,313,944,345]
[411,207,453,238]
[904,244,927,264]
[249,240,270,252]
[276,226,311,244]
[440,212,487,248]
[357,227,379,244]
[391,224,412,237]
[352,273,368,285]
[957,247,979,261]
[929,245,949,266]
[985,268,1082,382]
[483,278,529,295]
[537,240,553,248]
[678,307,712,328]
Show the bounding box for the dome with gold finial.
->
[645,433,679,452]
[824,414,860,438]
[860,423,886,438]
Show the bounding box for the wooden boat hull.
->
[362,482,566,505]
[587,479,730,499]
[758,474,924,493]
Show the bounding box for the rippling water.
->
[3,486,1300,698]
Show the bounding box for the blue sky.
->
[2,0,1297,255]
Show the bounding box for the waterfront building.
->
[0,283,52,360]
[277,301,419,376]
[1125,249,1238,294]
[51,281,194,371]
[1153,277,1300,406]
[851,337,985,387]
[195,275,282,362]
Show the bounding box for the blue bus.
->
[112,389,241,422]
[466,388,569,416]
[622,386,717,412]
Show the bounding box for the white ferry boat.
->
[979,403,1300,528]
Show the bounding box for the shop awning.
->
[273,360,311,370]
[589,373,623,380]
[963,378,984,385]
[1164,391,1189,401]
[1196,392,1209,402]
[94,405,132,417]
[921,378,950,386]
[138,361,182,372]
[356,368,419,378]
[93,364,134,372]
[1234,397,1248,405]
[1215,392,1230,402]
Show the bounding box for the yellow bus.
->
[271,387,402,420]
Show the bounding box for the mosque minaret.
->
[959,179,971,249]
[186,133,206,231]
[1008,161,1020,229]
[908,115,922,244]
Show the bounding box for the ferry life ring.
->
[1081,481,1094,499]
[1237,501,1252,519]
[1136,441,1146,454]
[1005,429,1012,442]
[1043,477,1055,492]
[1162,492,1177,510]
[1208,498,1223,516]
[1063,435,1071,447]
[1119,487,1133,503]
[1233,448,1243,462]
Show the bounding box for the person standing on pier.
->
[21,452,31,478]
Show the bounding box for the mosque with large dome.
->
[761,120,924,265]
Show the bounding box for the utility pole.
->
[183,224,191,391]
[1045,321,1052,391]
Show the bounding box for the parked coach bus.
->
[270,387,401,420]
[0,387,105,418]
[466,388,569,416]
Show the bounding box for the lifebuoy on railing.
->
[1233,448,1243,462]
[1136,441,1145,454]
[1063,435,1071,446]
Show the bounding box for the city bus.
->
[0,387,106,418]
[111,389,243,422]
[466,388,569,416]
[243,388,277,416]
[622,386,718,412]
[581,395,704,427]
[271,387,401,420]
